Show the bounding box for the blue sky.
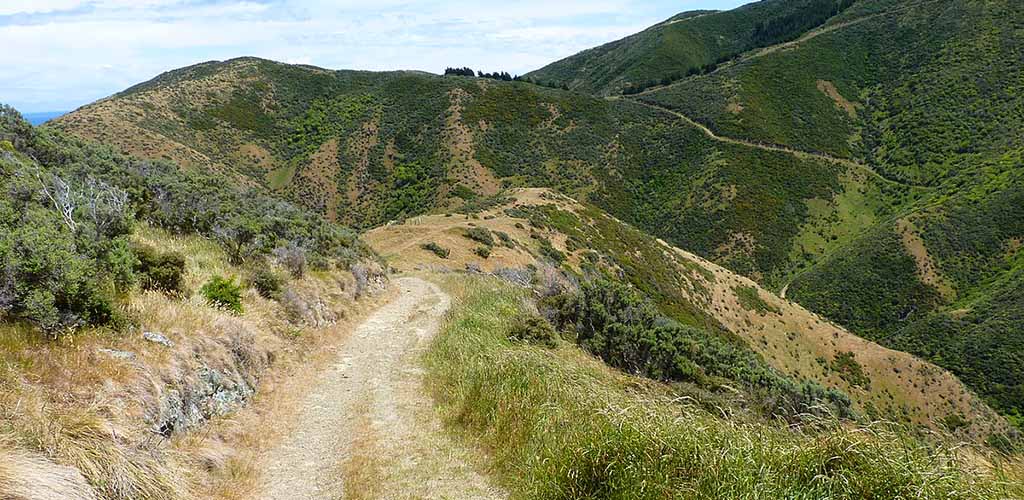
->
[0,0,748,112]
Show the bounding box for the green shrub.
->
[464,227,495,246]
[552,279,852,419]
[134,244,186,293]
[251,267,284,299]
[734,285,781,315]
[538,238,566,264]
[201,276,244,314]
[421,242,450,259]
[474,246,491,259]
[494,230,514,247]
[831,351,870,388]
[507,313,558,348]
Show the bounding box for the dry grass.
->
[368,188,1005,439]
[0,224,390,499]
[425,273,1024,499]
[333,396,385,500]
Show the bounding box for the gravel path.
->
[258,277,504,499]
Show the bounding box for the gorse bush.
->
[507,313,559,348]
[421,242,450,259]
[0,107,135,332]
[426,276,1023,499]
[549,279,852,419]
[463,226,495,247]
[200,276,244,314]
[133,244,186,294]
[0,102,374,336]
[251,267,284,299]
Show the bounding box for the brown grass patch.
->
[444,88,500,197]
[897,219,956,300]
[817,80,858,119]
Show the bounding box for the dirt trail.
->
[258,277,504,499]
[628,99,926,189]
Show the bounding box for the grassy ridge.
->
[524,0,856,96]
[640,0,1024,186]
[424,274,1023,499]
[55,60,861,285]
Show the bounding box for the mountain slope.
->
[524,0,858,96]
[367,188,1008,439]
[625,0,1024,425]
[54,57,889,286]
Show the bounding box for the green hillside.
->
[51,0,1024,432]
[625,0,1024,426]
[54,57,879,285]
[524,0,857,96]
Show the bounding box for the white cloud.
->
[0,0,85,16]
[0,0,736,111]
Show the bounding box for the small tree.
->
[201,275,244,314]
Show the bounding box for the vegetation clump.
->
[831,351,870,389]
[537,238,566,264]
[421,242,451,259]
[463,227,495,247]
[549,279,851,419]
[200,275,244,314]
[251,267,284,299]
[507,313,559,348]
[734,285,781,315]
[474,246,491,259]
[134,244,186,294]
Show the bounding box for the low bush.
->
[474,246,491,259]
[507,313,558,348]
[421,242,450,259]
[134,244,186,293]
[201,276,244,314]
[538,238,566,264]
[494,230,514,247]
[550,279,852,419]
[464,227,495,247]
[250,267,284,299]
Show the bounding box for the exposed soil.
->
[257,277,504,499]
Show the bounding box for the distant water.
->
[24,111,67,126]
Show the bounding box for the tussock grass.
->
[0,225,383,499]
[425,275,1024,499]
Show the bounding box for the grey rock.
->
[142,331,174,348]
[97,348,136,361]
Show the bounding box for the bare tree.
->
[351,263,369,299]
[33,168,77,232]
[273,241,308,278]
[82,178,130,240]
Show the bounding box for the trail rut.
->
[258,277,504,499]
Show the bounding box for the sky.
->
[0,0,748,113]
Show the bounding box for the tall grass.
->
[424,275,1024,499]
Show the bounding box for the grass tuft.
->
[425,274,1024,499]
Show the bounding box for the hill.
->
[53,56,889,285]
[524,0,858,96]
[627,0,1024,427]
[50,0,1023,434]
[367,188,1008,439]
